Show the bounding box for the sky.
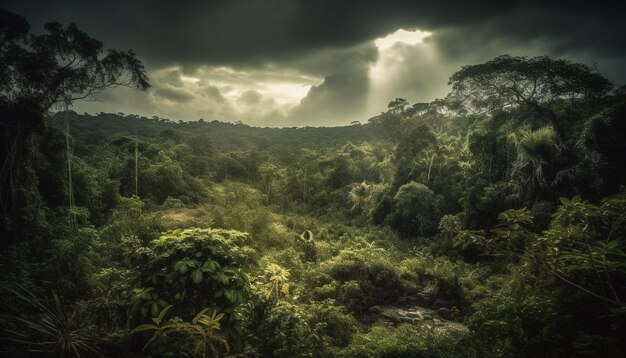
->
[2,0,625,127]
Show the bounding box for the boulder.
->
[368,305,382,314]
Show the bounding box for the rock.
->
[368,305,382,314]
[367,304,469,332]
[378,305,437,324]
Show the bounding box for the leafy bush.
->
[312,245,414,314]
[402,254,482,301]
[132,228,253,341]
[468,274,561,358]
[162,196,187,209]
[100,195,161,243]
[2,284,99,358]
[243,299,322,358]
[392,182,439,237]
[133,305,229,358]
[338,323,469,358]
[256,263,291,301]
[306,300,358,348]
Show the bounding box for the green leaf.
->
[142,334,159,352]
[140,289,152,300]
[150,302,160,318]
[132,324,158,333]
[187,259,200,268]
[165,272,177,283]
[191,269,203,284]
[218,273,229,284]
[201,260,217,272]
[157,304,173,322]
[174,261,189,273]
[607,240,619,250]
[192,308,210,324]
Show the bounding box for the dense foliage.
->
[2,10,626,358]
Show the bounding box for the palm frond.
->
[2,283,99,358]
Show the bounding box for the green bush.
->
[243,299,322,358]
[338,323,469,358]
[468,275,561,358]
[312,245,413,314]
[307,300,358,347]
[391,182,439,237]
[100,195,161,243]
[132,228,254,341]
[402,254,482,301]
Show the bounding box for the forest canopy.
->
[1,6,626,358]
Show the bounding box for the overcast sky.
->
[2,0,625,127]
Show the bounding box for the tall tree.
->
[447,55,613,143]
[0,9,149,243]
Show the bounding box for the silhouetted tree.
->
[447,55,613,143]
[0,9,149,243]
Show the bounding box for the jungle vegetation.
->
[1,8,626,358]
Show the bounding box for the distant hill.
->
[48,111,383,151]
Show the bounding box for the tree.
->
[1,9,149,114]
[447,55,612,143]
[259,162,279,201]
[368,98,410,137]
[585,97,626,193]
[393,119,437,187]
[510,126,561,202]
[392,181,439,237]
[0,9,149,242]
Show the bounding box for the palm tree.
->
[510,127,560,203]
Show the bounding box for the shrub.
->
[2,284,99,358]
[392,182,439,237]
[402,254,482,301]
[132,228,254,341]
[162,196,187,209]
[468,275,561,358]
[307,300,358,348]
[338,322,469,358]
[133,305,229,358]
[313,245,412,314]
[243,299,322,358]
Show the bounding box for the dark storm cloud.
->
[239,90,263,106]
[202,85,226,103]
[288,43,377,125]
[158,68,185,88]
[2,0,624,74]
[2,0,624,125]
[153,87,195,103]
[289,63,370,124]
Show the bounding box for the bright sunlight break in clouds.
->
[374,29,433,51]
[5,0,625,127]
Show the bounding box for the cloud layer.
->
[3,0,625,126]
